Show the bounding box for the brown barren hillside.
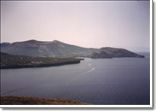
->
[1,96,86,105]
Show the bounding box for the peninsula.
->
[0,52,82,69]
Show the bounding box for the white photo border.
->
[0,0,153,109]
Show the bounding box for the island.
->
[0,40,144,69]
[0,40,144,58]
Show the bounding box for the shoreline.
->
[1,52,83,69]
[1,59,81,69]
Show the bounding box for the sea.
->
[1,53,150,104]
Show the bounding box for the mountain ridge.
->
[0,39,144,58]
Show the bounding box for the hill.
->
[90,47,144,58]
[0,40,144,58]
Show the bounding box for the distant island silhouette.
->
[0,40,144,69]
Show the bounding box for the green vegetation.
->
[0,52,82,69]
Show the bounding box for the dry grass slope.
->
[1,96,86,105]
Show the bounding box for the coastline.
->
[1,52,83,69]
[1,59,81,69]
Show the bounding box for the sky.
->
[1,1,150,52]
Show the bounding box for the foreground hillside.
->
[1,39,144,58]
[0,52,82,69]
[1,96,84,105]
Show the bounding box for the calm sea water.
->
[1,53,150,104]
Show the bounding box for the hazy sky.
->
[1,1,150,52]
